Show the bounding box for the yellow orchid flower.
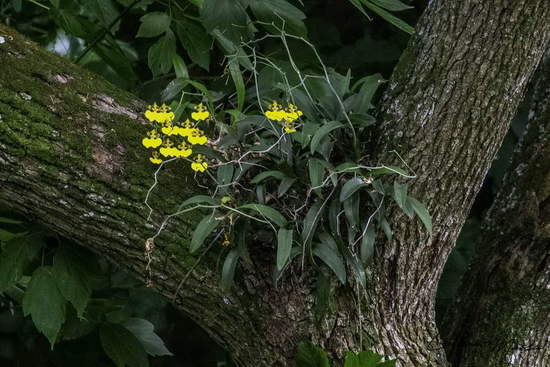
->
[142,130,162,148]
[188,129,208,145]
[191,103,210,121]
[283,121,297,134]
[191,154,208,172]
[159,139,175,157]
[174,142,193,158]
[284,104,303,122]
[149,151,163,164]
[264,100,286,121]
[177,119,195,137]
[144,103,174,123]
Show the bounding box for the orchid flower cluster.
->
[142,103,210,172]
[264,101,303,133]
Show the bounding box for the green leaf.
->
[22,267,66,348]
[344,352,360,367]
[52,246,92,317]
[161,77,188,101]
[361,222,376,264]
[310,121,343,154]
[221,248,240,290]
[137,12,171,38]
[84,0,120,31]
[148,30,176,77]
[393,182,408,210]
[357,350,384,366]
[123,318,172,357]
[314,235,346,284]
[276,228,293,271]
[174,19,211,71]
[363,1,414,34]
[228,59,245,111]
[296,341,330,367]
[251,170,285,184]
[370,0,413,11]
[0,217,22,224]
[0,235,42,291]
[351,74,383,114]
[340,177,368,202]
[301,199,324,246]
[328,197,341,237]
[278,177,296,197]
[190,214,220,253]
[201,0,250,43]
[369,166,409,177]
[308,158,325,196]
[408,197,433,233]
[210,29,253,70]
[172,55,189,79]
[250,0,307,37]
[217,164,235,193]
[342,247,366,288]
[99,323,149,367]
[380,217,392,241]
[180,195,218,207]
[239,204,287,227]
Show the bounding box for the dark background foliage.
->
[0,0,529,365]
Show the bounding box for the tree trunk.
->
[0,0,549,365]
[442,49,550,367]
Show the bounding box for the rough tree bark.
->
[0,0,549,366]
[442,50,550,367]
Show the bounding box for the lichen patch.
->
[91,93,138,120]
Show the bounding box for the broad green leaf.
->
[174,19,211,71]
[22,266,66,348]
[172,55,189,79]
[351,74,383,114]
[296,341,330,367]
[314,236,346,284]
[251,170,285,184]
[148,30,176,77]
[308,158,325,196]
[276,228,293,271]
[250,0,307,37]
[344,352,360,367]
[190,214,220,253]
[344,194,361,239]
[221,248,240,290]
[357,350,384,366]
[239,204,287,227]
[340,177,368,202]
[136,12,171,38]
[99,323,149,367]
[201,0,250,43]
[52,246,92,317]
[393,182,408,210]
[0,235,42,291]
[84,0,120,31]
[278,177,296,197]
[180,195,218,207]
[361,222,376,264]
[217,164,235,194]
[408,197,433,233]
[310,121,344,154]
[228,59,245,111]
[0,229,16,241]
[301,199,324,246]
[123,318,173,357]
[363,1,414,34]
[161,78,188,101]
[370,0,413,11]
